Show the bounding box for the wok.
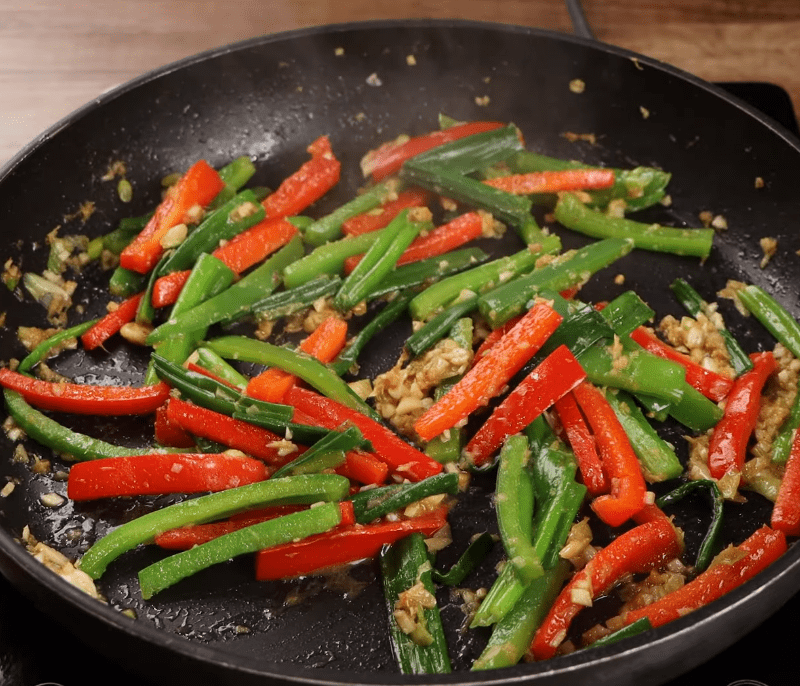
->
[0,18,799,686]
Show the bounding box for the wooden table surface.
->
[3,0,800,167]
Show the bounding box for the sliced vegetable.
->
[67,452,268,500]
[572,380,648,526]
[120,159,224,274]
[262,135,341,219]
[413,301,563,441]
[78,473,350,579]
[620,526,786,629]
[463,345,586,467]
[707,351,776,479]
[530,518,682,660]
[255,507,448,580]
[0,370,170,416]
[139,501,343,598]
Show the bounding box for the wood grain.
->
[2,0,799,166]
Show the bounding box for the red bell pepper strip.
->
[164,397,297,465]
[120,160,225,274]
[464,345,586,467]
[572,380,648,526]
[154,403,196,448]
[254,507,448,580]
[621,525,786,629]
[151,217,299,308]
[343,210,485,274]
[472,315,524,366]
[708,351,776,479]
[81,293,144,350]
[554,391,608,496]
[530,518,682,660]
[211,216,299,275]
[284,386,443,482]
[360,121,507,181]
[482,168,616,194]
[341,188,431,236]
[0,370,170,416]
[413,302,563,442]
[151,271,190,309]
[262,135,341,219]
[66,452,268,501]
[771,428,800,536]
[335,449,390,486]
[629,326,734,402]
[246,317,348,404]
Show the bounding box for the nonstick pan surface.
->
[1,19,799,686]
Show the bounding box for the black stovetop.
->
[0,81,797,686]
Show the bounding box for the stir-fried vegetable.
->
[1,117,798,676]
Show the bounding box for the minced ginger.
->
[372,337,474,439]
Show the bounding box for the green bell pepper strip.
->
[108,266,147,298]
[17,319,99,374]
[410,123,525,173]
[135,252,171,326]
[250,275,342,324]
[348,472,460,524]
[735,283,800,359]
[772,380,800,465]
[329,289,415,377]
[158,189,265,274]
[301,180,398,247]
[471,559,570,671]
[102,214,151,256]
[190,346,249,390]
[495,435,543,586]
[146,235,303,344]
[588,618,654,650]
[207,155,257,210]
[138,501,343,599]
[270,425,367,479]
[78,473,349,579]
[379,532,452,674]
[431,532,495,587]
[282,225,394,290]
[3,390,163,462]
[406,293,479,358]
[669,277,752,375]
[602,388,683,482]
[554,192,715,259]
[333,209,427,312]
[471,421,585,628]
[476,237,635,327]
[204,335,382,422]
[504,150,671,213]
[599,290,655,338]
[592,296,724,431]
[154,253,236,366]
[409,239,560,322]
[656,479,724,573]
[366,247,490,301]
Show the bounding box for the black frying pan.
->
[1,19,799,686]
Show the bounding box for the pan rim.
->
[2,17,799,182]
[1,17,799,686]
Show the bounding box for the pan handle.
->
[564,0,595,40]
